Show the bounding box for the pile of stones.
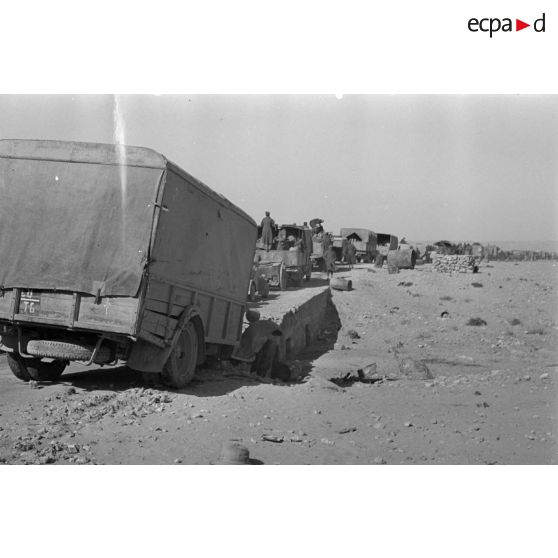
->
[432,254,478,273]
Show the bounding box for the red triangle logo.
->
[516,19,530,31]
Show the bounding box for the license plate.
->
[20,291,41,314]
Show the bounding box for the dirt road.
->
[1,261,556,464]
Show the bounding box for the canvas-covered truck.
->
[0,139,257,388]
[340,228,377,263]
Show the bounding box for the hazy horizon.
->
[1,94,556,244]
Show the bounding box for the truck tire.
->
[6,353,32,382]
[162,321,199,388]
[26,340,112,362]
[26,360,67,382]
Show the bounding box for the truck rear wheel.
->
[27,360,67,382]
[6,353,32,382]
[163,321,199,388]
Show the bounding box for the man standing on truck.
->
[261,211,275,251]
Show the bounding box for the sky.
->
[1,94,556,244]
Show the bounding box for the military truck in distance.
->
[255,224,312,288]
[340,228,377,263]
[0,140,257,388]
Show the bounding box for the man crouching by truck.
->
[232,311,291,381]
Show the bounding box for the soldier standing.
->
[261,211,275,251]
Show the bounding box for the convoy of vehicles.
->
[0,139,417,387]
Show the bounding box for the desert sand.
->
[0,260,556,465]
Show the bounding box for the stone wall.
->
[432,254,478,273]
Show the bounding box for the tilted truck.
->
[0,140,257,388]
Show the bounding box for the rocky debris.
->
[347,329,361,340]
[432,254,479,274]
[4,387,176,464]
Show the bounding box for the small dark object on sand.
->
[347,329,360,339]
[467,317,487,326]
[331,366,385,387]
[471,282,483,288]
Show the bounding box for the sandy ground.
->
[0,261,556,465]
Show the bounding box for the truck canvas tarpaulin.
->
[340,227,377,262]
[0,140,160,297]
[0,139,257,387]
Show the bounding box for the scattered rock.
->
[467,317,487,326]
[261,435,284,443]
[337,426,357,434]
[347,329,360,339]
